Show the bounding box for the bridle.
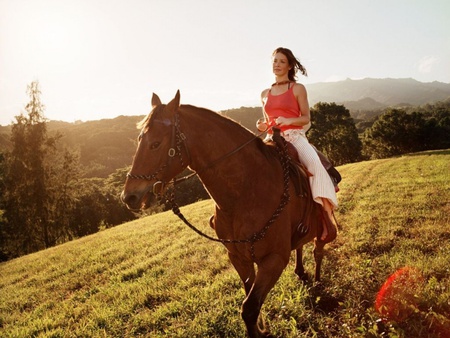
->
[127,112,264,194]
[126,114,191,188]
[126,112,292,260]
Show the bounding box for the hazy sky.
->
[1,0,449,126]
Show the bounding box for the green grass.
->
[1,150,449,337]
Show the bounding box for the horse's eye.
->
[150,141,161,149]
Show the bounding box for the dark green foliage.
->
[362,105,450,159]
[363,109,423,158]
[0,82,136,260]
[1,81,65,255]
[0,153,7,261]
[102,168,138,226]
[308,102,363,166]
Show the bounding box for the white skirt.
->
[283,129,338,209]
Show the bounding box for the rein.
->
[165,137,291,260]
[127,112,266,188]
[127,112,291,260]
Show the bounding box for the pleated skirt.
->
[283,129,338,209]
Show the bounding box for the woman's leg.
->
[287,132,338,240]
[320,198,335,240]
[288,132,337,207]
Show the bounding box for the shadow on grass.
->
[403,149,450,157]
[309,284,343,314]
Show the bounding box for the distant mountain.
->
[0,115,144,178]
[340,97,387,111]
[2,78,449,178]
[307,78,450,110]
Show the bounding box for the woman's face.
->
[272,52,291,77]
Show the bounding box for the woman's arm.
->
[256,89,270,131]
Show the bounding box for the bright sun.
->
[3,1,97,81]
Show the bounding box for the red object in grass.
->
[375,266,424,322]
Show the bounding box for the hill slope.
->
[0,152,449,336]
[0,115,144,178]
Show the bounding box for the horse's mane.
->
[136,103,276,160]
[137,105,165,131]
[180,105,280,159]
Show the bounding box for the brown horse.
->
[121,91,335,338]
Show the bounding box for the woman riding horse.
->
[121,91,336,338]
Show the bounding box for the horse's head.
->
[121,90,189,211]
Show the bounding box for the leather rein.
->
[126,112,291,259]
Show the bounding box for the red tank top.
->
[264,84,303,133]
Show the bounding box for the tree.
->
[308,102,363,166]
[3,81,52,254]
[49,149,81,242]
[1,81,79,257]
[69,180,107,237]
[61,170,136,238]
[101,168,137,226]
[362,109,428,159]
[425,108,450,150]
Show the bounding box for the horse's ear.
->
[151,93,162,108]
[165,90,180,116]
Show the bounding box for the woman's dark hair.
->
[273,47,308,80]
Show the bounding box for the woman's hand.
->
[275,116,290,126]
[256,118,268,132]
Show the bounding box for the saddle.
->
[270,128,341,191]
[269,127,339,243]
[314,146,342,190]
[271,128,311,198]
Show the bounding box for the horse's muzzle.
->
[121,181,165,211]
[120,190,142,211]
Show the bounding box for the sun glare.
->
[4,1,97,80]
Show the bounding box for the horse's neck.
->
[181,108,276,210]
[182,108,254,174]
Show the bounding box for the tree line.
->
[0,82,138,260]
[309,101,449,163]
[0,82,448,260]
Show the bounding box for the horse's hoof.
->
[295,271,309,282]
[312,280,324,291]
[261,330,274,338]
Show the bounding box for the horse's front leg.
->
[241,253,288,338]
[294,245,309,281]
[228,251,255,296]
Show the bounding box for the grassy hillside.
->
[1,150,449,337]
